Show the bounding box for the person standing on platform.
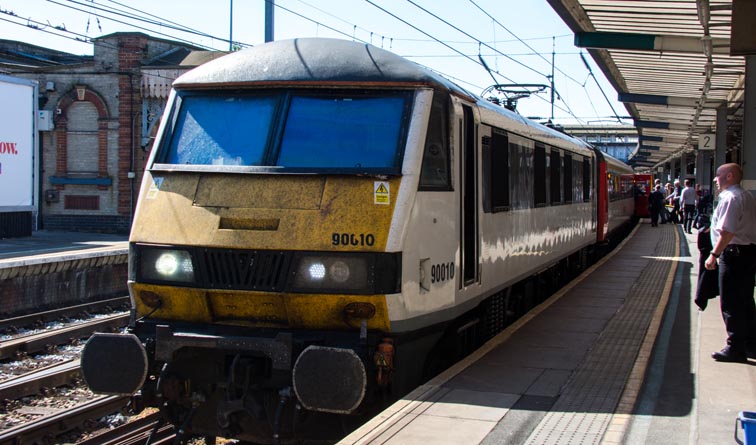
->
[695,214,718,311]
[705,163,756,362]
[680,179,697,234]
[648,184,665,227]
[666,180,681,224]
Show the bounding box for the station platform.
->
[0,230,128,263]
[0,230,129,315]
[340,222,756,445]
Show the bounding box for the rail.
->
[0,297,129,332]
[0,313,129,360]
[0,395,129,445]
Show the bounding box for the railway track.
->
[0,302,137,444]
[0,359,80,400]
[0,297,129,333]
[77,412,176,445]
[0,395,130,445]
[0,313,129,360]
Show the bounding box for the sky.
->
[0,0,632,127]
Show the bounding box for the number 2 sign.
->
[698,133,715,151]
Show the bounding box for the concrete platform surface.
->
[340,223,756,445]
[0,230,128,263]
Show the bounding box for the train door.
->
[633,174,653,218]
[460,104,479,286]
[595,151,610,242]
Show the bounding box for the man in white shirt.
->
[680,179,697,234]
[705,163,756,362]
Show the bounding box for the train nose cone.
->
[80,333,148,395]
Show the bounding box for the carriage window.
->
[163,95,277,165]
[490,129,509,211]
[563,153,573,204]
[419,93,451,190]
[583,158,591,202]
[534,144,547,207]
[572,158,583,203]
[509,141,534,210]
[550,149,561,204]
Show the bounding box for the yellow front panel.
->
[131,173,401,253]
[132,283,391,331]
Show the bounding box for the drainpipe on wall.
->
[129,71,135,227]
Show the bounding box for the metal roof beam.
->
[575,31,730,54]
[639,135,688,145]
[634,120,691,131]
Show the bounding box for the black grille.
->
[198,249,292,291]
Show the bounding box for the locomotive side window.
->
[563,153,573,204]
[509,140,534,210]
[490,128,509,211]
[550,149,562,205]
[534,144,547,207]
[419,93,451,190]
[572,157,583,203]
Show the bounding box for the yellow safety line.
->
[600,226,680,445]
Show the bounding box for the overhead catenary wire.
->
[0,11,122,52]
[0,11,211,78]
[403,0,551,83]
[467,0,585,88]
[99,0,213,39]
[287,0,595,125]
[265,0,371,45]
[59,0,249,47]
[368,1,586,124]
[580,52,623,124]
[47,0,221,50]
[5,0,606,126]
[465,0,624,127]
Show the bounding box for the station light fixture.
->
[634,120,670,130]
[575,31,729,55]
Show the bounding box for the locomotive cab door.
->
[460,104,479,286]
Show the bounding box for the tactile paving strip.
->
[523,227,677,445]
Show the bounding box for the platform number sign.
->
[698,133,715,151]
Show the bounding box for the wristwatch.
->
[711,252,720,258]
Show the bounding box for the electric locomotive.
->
[81,38,634,444]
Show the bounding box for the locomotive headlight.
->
[329,261,351,283]
[291,255,368,292]
[308,262,327,280]
[155,252,181,276]
[139,248,195,284]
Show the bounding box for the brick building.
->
[0,33,224,234]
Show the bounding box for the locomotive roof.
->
[173,38,618,164]
[174,37,469,96]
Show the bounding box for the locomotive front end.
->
[79,38,439,444]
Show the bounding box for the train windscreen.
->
[159,91,411,173]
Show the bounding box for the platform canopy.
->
[548,0,745,169]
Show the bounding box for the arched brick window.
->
[53,86,110,189]
[66,101,99,174]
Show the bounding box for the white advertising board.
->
[0,76,35,208]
